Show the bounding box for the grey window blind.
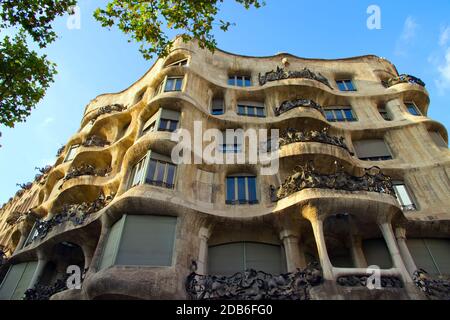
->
[407,239,450,276]
[115,215,177,267]
[0,261,38,300]
[429,132,447,148]
[363,239,393,269]
[160,109,180,122]
[354,139,391,159]
[99,216,126,270]
[208,242,286,276]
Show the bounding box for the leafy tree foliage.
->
[94,0,265,60]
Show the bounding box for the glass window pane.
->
[159,119,168,131]
[228,77,235,86]
[248,177,258,204]
[174,78,183,91]
[145,159,157,184]
[164,78,174,92]
[337,81,347,91]
[244,77,251,87]
[226,177,235,203]
[346,80,355,91]
[407,104,420,116]
[344,109,355,121]
[394,185,413,206]
[237,177,247,203]
[237,105,246,115]
[236,77,243,87]
[256,107,265,117]
[155,161,166,185]
[325,110,335,121]
[166,164,176,188]
[169,120,178,132]
[247,106,256,117]
[335,110,345,121]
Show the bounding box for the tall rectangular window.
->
[353,139,393,161]
[336,79,356,91]
[405,102,421,116]
[64,144,80,162]
[378,106,392,121]
[393,182,417,211]
[164,77,183,92]
[228,75,251,87]
[220,131,242,153]
[142,109,180,136]
[324,107,357,122]
[226,175,258,205]
[129,152,177,190]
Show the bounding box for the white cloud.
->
[439,26,450,47]
[435,48,450,93]
[40,117,55,128]
[395,16,418,56]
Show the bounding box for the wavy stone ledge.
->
[186,265,323,301]
[259,66,332,89]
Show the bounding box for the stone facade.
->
[0,38,449,300]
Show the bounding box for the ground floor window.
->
[407,238,450,276]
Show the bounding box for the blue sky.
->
[1,0,450,204]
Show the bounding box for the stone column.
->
[349,235,368,268]
[395,227,417,276]
[28,258,48,289]
[197,227,211,275]
[279,229,306,272]
[379,222,412,282]
[309,218,334,280]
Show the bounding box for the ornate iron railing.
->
[279,128,351,154]
[413,269,450,300]
[90,104,126,124]
[81,135,110,148]
[62,164,111,184]
[259,67,332,89]
[382,74,425,88]
[26,193,114,245]
[186,264,323,300]
[275,98,324,117]
[272,162,396,201]
[337,275,403,288]
[24,275,69,300]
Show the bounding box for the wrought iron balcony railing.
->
[275,98,324,117]
[259,66,333,89]
[382,74,425,88]
[413,269,450,300]
[62,164,111,184]
[186,264,323,301]
[271,162,396,201]
[81,135,110,148]
[90,104,126,124]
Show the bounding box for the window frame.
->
[378,106,392,121]
[211,98,225,115]
[165,58,188,68]
[156,76,184,95]
[228,75,252,87]
[236,102,266,118]
[336,79,357,92]
[225,175,259,205]
[64,144,80,162]
[405,101,421,116]
[324,107,358,122]
[393,181,417,211]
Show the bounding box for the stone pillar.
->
[349,235,368,268]
[197,227,211,275]
[395,227,418,276]
[379,222,412,282]
[15,235,27,253]
[279,229,306,272]
[309,218,334,280]
[28,258,48,289]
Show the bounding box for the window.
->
[353,139,393,161]
[0,261,38,300]
[211,99,224,115]
[100,215,177,269]
[336,79,356,91]
[378,106,392,121]
[220,131,242,153]
[129,152,177,189]
[405,102,421,116]
[208,242,286,276]
[407,239,450,276]
[64,144,80,162]
[226,175,258,205]
[324,107,357,122]
[393,182,416,211]
[228,75,251,87]
[142,109,180,136]
[166,58,188,67]
[157,76,184,95]
[429,131,447,148]
[363,239,393,269]
[237,102,265,118]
